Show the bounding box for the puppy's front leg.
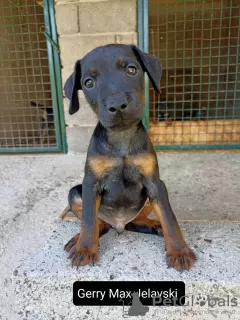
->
[68,174,101,268]
[144,178,196,272]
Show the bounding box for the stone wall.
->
[55,0,138,153]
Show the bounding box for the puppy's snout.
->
[107,103,127,114]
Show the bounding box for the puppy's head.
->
[64,44,162,129]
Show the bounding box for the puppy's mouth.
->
[100,106,143,129]
[110,118,141,129]
[100,117,141,130]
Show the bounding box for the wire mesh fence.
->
[0,0,57,151]
[148,0,240,148]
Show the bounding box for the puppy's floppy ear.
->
[64,60,82,115]
[131,45,162,93]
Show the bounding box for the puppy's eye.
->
[84,79,94,88]
[126,65,137,76]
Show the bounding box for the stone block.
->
[78,0,137,33]
[55,4,79,35]
[56,0,110,3]
[115,32,138,45]
[59,34,115,68]
[66,126,95,153]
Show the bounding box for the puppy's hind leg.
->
[59,185,82,221]
[125,199,163,236]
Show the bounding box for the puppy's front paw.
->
[69,246,98,268]
[65,234,98,268]
[64,233,80,252]
[166,246,196,272]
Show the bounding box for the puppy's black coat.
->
[64,44,196,271]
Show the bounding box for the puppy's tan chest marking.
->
[126,154,157,177]
[88,156,119,178]
[88,154,157,178]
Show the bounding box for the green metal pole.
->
[43,0,62,152]
[138,0,149,131]
[48,0,68,153]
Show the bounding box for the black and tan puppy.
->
[64,44,196,272]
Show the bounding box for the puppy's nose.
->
[107,104,127,114]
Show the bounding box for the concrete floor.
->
[0,152,240,320]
